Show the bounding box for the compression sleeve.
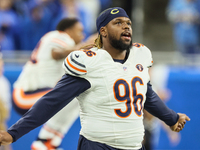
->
[144,82,179,126]
[7,74,91,142]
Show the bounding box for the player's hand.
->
[170,113,190,132]
[0,130,13,146]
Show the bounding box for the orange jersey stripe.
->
[13,88,51,109]
[66,57,87,73]
[51,39,68,47]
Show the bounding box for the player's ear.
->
[100,27,107,37]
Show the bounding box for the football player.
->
[0,7,190,150]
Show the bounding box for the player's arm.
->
[52,47,76,60]
[52,44,94,60]
[144,82,190,132]
[0,74,91,145]
[52,33,97,60]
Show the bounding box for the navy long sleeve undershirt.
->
[145,82,179,126]
[8,75,179,143]
[8,74,91,142]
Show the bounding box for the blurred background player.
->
[0,50,12,150]
[12,18,97,150]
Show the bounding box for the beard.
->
[108,34,132,52]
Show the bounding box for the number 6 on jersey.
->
[113,77,144,118]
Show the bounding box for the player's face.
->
[70,22,85,44]
[106,17,132,51]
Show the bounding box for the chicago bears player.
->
[12,18,96,150]
[0,7,190,150]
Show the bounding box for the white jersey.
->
[14,31,75,91]
[63,43,153,149]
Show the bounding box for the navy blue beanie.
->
[96,7,130,33]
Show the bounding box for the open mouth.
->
[121,32,131,40]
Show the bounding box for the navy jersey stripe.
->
[70,54,86,68]
[64,62,81,76]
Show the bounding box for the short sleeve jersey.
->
[63,43,153,149]
[14,31,75,91]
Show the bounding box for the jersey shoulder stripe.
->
[64,62,81,76]
[51,38,68,47]
[70,54,86,68]
[65,57,86,74]
[63,51,87,76]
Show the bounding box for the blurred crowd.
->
[0,0,112,51]
[167,0,200,63]
[1,0,200,58]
